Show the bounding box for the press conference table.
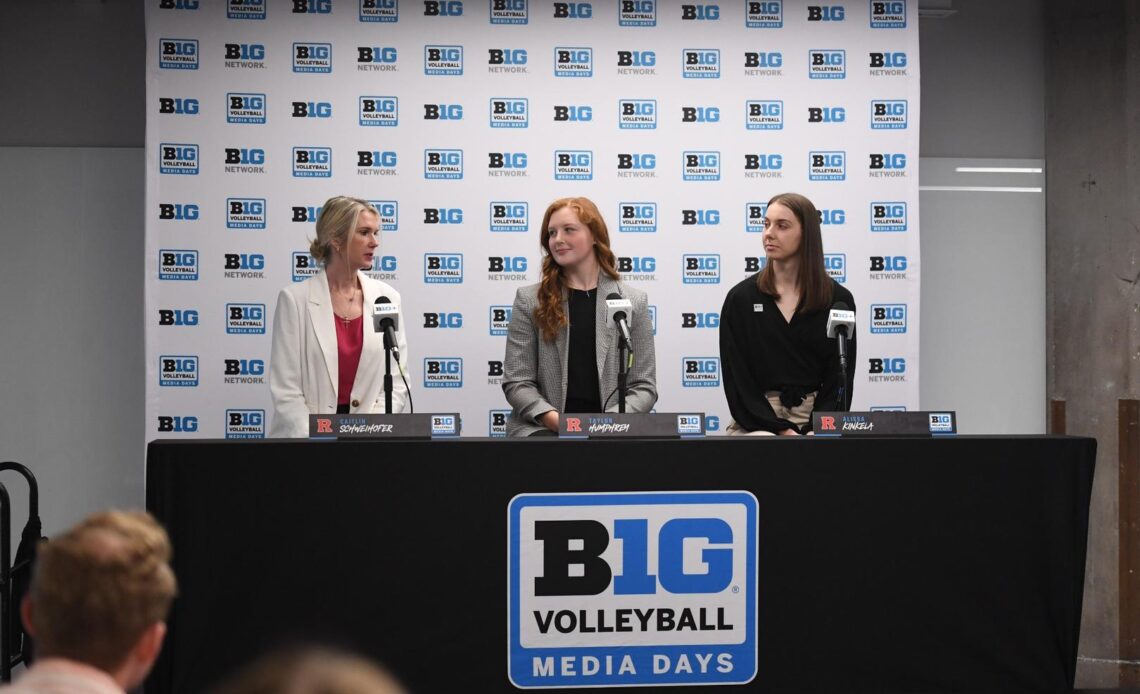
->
[146,436,1095,693]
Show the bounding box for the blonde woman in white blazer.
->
[269,196,409,438]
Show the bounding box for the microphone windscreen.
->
[833,301,850,312]
[606,292,622,301]
[377,295,391,305]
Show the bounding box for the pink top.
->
[335,315,364,406]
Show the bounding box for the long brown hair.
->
[756,192,833,313]
[535,197,619,341]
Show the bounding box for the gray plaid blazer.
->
[502,274,658,437]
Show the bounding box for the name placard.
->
[559,413,706,439]
[812,411,957,437]
[309,413,461,440]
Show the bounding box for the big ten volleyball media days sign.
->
[146,0,920,438]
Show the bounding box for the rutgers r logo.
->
[819,416,836,430]
[565,417,582,433]
[316,418,333,433]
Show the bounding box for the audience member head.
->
[213,648,406,694]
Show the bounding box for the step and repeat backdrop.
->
[146,0,919,438]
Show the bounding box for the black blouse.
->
[564,289,602,413]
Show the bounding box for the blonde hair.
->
[213,648,406,694]
[309,196,379,266]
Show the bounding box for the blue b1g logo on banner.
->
[870,0,906,28]
[225,303,266,334]
[871,99,908,129]
[619,0,656,26]
[618,202,657,233]
[554,47,593,77]
[225,409,265,439]
[681,48,720,78]
[160,143,198,175]
[226,198,266,229]
[808,49,845,79]
[808,151,846,181]
[619,100,657,129]
[423,358,463,387]
[360,96,398,126]
[424,149,464,179]
[425,45,464,75]
[293,43,332,73]
[554,150,593,180]
[824,253,847,283]
[870,201,907,231]
[870,303,907,334]
[491,0,528,23]
[159,355,198,387]
[293,147,332,177]
[747,1,782,27]
[507,491,757,688]
[360,0,398,21]
[682,357,721,387]
[490,98,529,128]
[159,38,198,70]
[490,202,529,232]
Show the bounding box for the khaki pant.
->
[726,391,816,436]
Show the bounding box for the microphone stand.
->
[835,329,848,411]
[382,329,394,414]
[617,335,629,414]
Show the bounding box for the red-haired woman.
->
[502,197,658,436]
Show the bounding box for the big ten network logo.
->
[490,202,528,232]
[506,492,758,688]
[808,49,846,79]
[744,153,783,179]
[157,415,198,434]
[225,303,267,334]
[491,0,528,24]
[225,409,265,439]
[808,150,846,181]
[681,311,719,329]
[489,305,513,335]
[554,150,593,181]
[488,256,529,281]
[617,152,656,179]
[369,200,398,231]
[159,143,198,175]
[424,149,463,179]
[159,38,198,70]
[869,51,908,76]
[159,355,198,387]
[682,357,721,387]
[359,96,398,126]
[159,249,199,280]
[357,46,398,72]
[744,202,767,234]
[870,0,906,27]
[870,201,907,231]
[746,0,782,27]
[617,256,656,281]
[228,0,266,19]
[824,253,846,282]
[808,105,845,124]
[868,357,907,382]
[293,43,332,73]
[619,202,657,233]
[553,104,592,124]
[224,43,266,69]
[158,96,198,116]
[553,1,592,18]
[424,207,463,225]
[226,198,266,229]
[360,0,398,22]
[425,45,464,75]
[357,149,397,176]
[224,357,266,384]
[869,152,908,178]
[682,151,720,181]
[293,147,332,178]
[423,358,463,388]
[424,0,464,16]
[425,102,463,122]
[681,105,720,125]
[871,100,908,129]
[367,254,399,281]
[745,101,782,130]
[682,208,720,228]
[489,409,510,437]
[488,360,505,385]
[819,207,846,226]
[682,49,720,79]
[870,304,907,334]
[489,152,529,177]
[424,253,463,283]
[157,308,198,327]
[488,48,529,74]
[224,253,266,279]
[743,256,767,274]
[159,202,199,222]
[226,93,266,124]
[869,255,908,280]
[616,51,656,76]
[807,4,845,21]
[619,100,656,129]
[682,254,720,284]
[743,50,783,76]
[225,147,266,174]
[490,98,528,128]
[293,251,319,281]
[423,311,463,329]
[554,47,593,77]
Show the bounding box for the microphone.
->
[827,301,855,411]
[605,293,634,351]
[372,296,400,353]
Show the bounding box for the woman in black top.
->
[719,192,856,435]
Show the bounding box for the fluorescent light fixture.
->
[954,166,1043,174]
[920,185,1043,193]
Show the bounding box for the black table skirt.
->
[146,436,1095,693]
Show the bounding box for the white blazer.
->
[269,268,409,438]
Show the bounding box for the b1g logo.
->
[423,358,463,388]
[490,98,528,128]
[619,202,657,233]
[360,0,398,22]
[159,38,198,69]
[424,149,463,179]
[618,256,657,281]
[869,153,907,177]
[291,100,331,118]
[808,151,846,181]
[159,249,198,280]
[745,101,782,130]
[554,150,593,181]
[619,0,656,26]
[619,100,656,129]
[869,255,908,280]
[425,103,463,121]
[490,202,528,232]
[507,492,757,688]
[158,309,198,326]
[491,0,528,24]
[488,49,529,74]
[489,306,512,335]
[489,152,528,177]
[554,47,593,77]
[744,153,783,179]
[226,93,266,124]
[357,150,397,176]
[293,147,332,177]
[807,4,844,21]
[157,415,198,433]
[224,147,266,174]
[824,253,847,282]
[368,255,398,281]
[682,358,721,387]
[681,312,719,328]
[423,312,463,328]
[224,43,266,69]
[223,253,266,279]
[159,97,199,115]
[808,49,845,79]
[820,208,846,225]
[869,51,907,75]
[226,198,266,229]
[360,96,398,126]
[424,207,463,224]
[928,412,953,433]
[871,100,908,129]
[488,256,529,280]
[553,105,592,122]
[225,409,265,439]
[553,2,591,18]
[293,251,319,281]
[424,253,463,283]
[225,303,266,334]
[682,209,719,226]
[870,0,906,28]
[159,202,199,221]
[425,45,463,75]
[870,304,907,334]
[746,0,782,27]
[369,200,398,231]
[681,3,719,20]
[683,151,720,181]
[293,0,331,13]
[224,358,266,384]
[616,51,656,75]
[743,51,783,76]
[744,257,767,273]
[808,106,845,123]
[681,106,719,124]
[228,0,266,19]
[295,206,325,223]
[357,46,398,72]
[293,43,332,73]
[870,202,907,231]
[617,153,656,178]
[682,254,720,284]
[682,49,720,78]
[159,355,198,387]
[868,357,907,382]
[744,202,767,233]
[160,143,198,175]
[489,409,510,437]
[424,0,463,15]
